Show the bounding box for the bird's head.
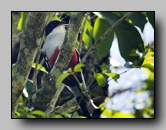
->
[45,20,65,36]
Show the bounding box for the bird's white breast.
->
[42,25,66,58]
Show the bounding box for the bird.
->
[41,20,98,118]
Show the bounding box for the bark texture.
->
[12,12,55,117]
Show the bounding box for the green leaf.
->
[19,95,24,105]
[17,12,28,30]
[146,12,154,28]
[32,63,47,73]
[82,17,93,49]
[82,32,91,49]
[99,103,105,111]
[15,111,21,118]
[53,15,61,21]
[79,116,87,118]
[142,63,154,72]
[61,111,68,118]
[93,17,114,58]
[28,110,47,117]
[105,72,120,82]
[115,23,144,64]
[94,72,106,86]
[132,49,149,68]
[26,114,37,118]
[96,12,145,65]
[101,109,112,118]
[140,50,153,71]
[56,72,71,87]
[71,112,79,118]
[130,12,147,32]
[100,63,109,71]
[113,111,135,118]
[52,114,63,118]
[24,107,29,113]
[74,63,85,72]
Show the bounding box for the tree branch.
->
[48,97,80,117]
[12,12,55,117]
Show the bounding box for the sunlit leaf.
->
[74,63,85,72]
[79,116,87,118]
[94,73,106,86]
[26,114,36,118]
[61,111,68,118]
[105,72,120,82]
[142,50,154,72]
[113,111,135,118]
[142,63,154,72]
[53,15,61,21]
[100,63,110,72]
[82,17,93,49]
[56,72,71,87]
[17,108,24,114]
[24,107,29,113]
[15,111,21,117]
[17,12,28,30]
[52,114,63,118]
[99,103,105,111]
[83,32,91,49]
[32,63,47,73]
[101,109,112,118]
[19,95,24,104]
[146,51,154,57]
[28,110,47,117]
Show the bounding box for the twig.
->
[108,68,132,82]
[12,31,22,39]
[109,87,136,98]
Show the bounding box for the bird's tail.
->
[70,85,99,118]
[67,71,98,117]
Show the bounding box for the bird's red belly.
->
[49,48,78,70]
